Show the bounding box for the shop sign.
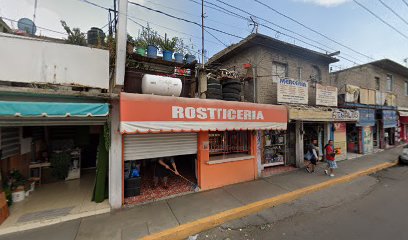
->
[120,93,288,133]
[332,109,359,121]
[316,84,337,107]
[288,108,332,121]
[277,79,308,104]
[357,108,375,127]
[382,110,397,128]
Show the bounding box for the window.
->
[386,74,393,92]
[311,65,322,82]
[375,77,380,90]
[272,62,288,82]
[1,127,20,159]
[405,82,408,96]
[209,131,250,157]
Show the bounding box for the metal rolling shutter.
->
[124,133,197,161]
[1,127,20,159]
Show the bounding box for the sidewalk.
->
[2,146,403,240]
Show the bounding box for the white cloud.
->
[300,0,350,7]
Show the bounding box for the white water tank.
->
[141,74,182,97]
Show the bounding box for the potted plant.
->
[142,25,159,59]
[127,34,135,54]
[134,37,147,56]
[50,152,71,180]
[159,34,178,62]
[174,38,185,63]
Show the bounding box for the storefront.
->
[398,108,408,142]
[379,109,398,148]
[346,108,375,154]
[0,100,110,225]
[119,93,287,205]
[288,106,359,164]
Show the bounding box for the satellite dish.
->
[17,18,36,35]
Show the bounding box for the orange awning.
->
[120,93,287,134]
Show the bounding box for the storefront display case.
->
[261,130,286,167]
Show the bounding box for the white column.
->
[109,100,122,209]
[114,0,128,87]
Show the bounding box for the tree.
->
[60,20,86,46]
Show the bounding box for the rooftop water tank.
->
[141,74,182,97]
[87,27,105,45]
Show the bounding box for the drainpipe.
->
[252,65,257,103]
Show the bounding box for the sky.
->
[1,0,408,69]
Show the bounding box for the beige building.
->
[207,33,338,105]
[331,59,408,108]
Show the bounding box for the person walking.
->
[324,140,337,177]
[306,139,319,173]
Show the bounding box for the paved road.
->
[197,165,408,240]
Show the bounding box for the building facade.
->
[207,34,358,174]
[331,59,408,152]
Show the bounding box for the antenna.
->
[33,0,38,26]
[248,16,259,34]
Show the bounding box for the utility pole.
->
[33,0,38,34]
[114,0,128,89]
[201,0,205,67]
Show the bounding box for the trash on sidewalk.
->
[187,234,198,240]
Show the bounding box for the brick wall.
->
[331,64,408,107]
[215,45,333,105]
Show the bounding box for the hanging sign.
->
[382,110,397,128]
[277,79,308,104]
[357,108,376,127]
[316,84,337,107]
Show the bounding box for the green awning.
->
[0,101,109,117]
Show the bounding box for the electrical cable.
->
[211,0,364,64]
[378,0,408,27]
[252,0,374,60]
[353,0,408,40]
[1,16,67,35]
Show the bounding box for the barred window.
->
[209,131,250,156]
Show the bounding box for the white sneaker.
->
[330,174,335,177]
[324,170,328,175]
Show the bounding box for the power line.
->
[353,0,408,40]
[403,0,408,9]
[190,0,364,64]
[128,1,243,39]
[211,0,364,64]
[252,0,374,61]
[140,0,247,31]
[202,0,363,64]
[378,0,408,27]
[205,28,228,47]
[1,16,67,35]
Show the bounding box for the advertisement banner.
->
[332,109,359,122]
[333,122,347,161]
[362,126,373,154]
[357,108,376,127]
[316,84,338,107]
[382,110,397,128]
[277,79,308,104]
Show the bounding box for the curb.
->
[140,161,398,240]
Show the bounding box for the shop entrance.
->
[0,125,110,228]
[123,133,198,205]
[346,123,359,153]
[384,127,396,146]
[303,123,325,158]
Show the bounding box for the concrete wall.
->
[332,64,408,107]
[0,33,109,89]
[216,45,332,105]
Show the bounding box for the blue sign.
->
[357,109,376,127]
[383,110,398,128]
